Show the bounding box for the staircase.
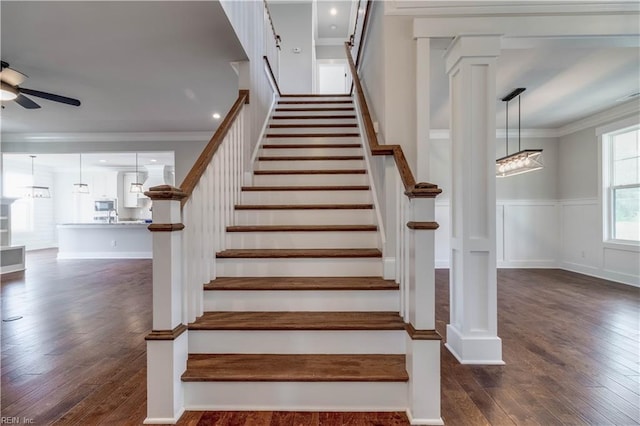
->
[180,95,409,411]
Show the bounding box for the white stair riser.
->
[184,382,407,411]
[278,96,352,102]
[264,136,361,145]
[203,289,398,311]
[234,209,375,226]
[189,330,405,354]
[271,118,356,125]
[273,110,355,118]
[217,258,383,277]
[276,103,353,109]
[266,127,359,135]
[227,231,378,249]
[241,190,371,204]
[253,174,368,186]
[255,160,364,170]
[261,148,362,157]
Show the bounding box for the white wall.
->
[269,3,313,94]
[557,107,639,286]
[316,45,345,60]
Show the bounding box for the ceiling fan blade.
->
[14,94,41,109]
[19,87,81,107]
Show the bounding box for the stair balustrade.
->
[143,90,249,423]
[345,40,444,424]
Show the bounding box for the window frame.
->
[600,119,639,246]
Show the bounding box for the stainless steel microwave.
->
[94,199,116,212]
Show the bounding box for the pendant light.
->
[496,88,543,178]
[130,153,143,193]
[73,153,90,194]
[23,155,51,198]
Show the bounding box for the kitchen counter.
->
[57,223,152,259]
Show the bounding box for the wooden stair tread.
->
[253,169,366,175]
[216,249,382,258]
[258,156,363,161]
[204,276,398,291]
[266,133,360,138]
[271,115,357,120]
[226,225,377,232]
[269,123,357,128]
[189,311,404,330]
[241,185,369,191]
[234,204,374,210]
[275,108,355,112]
[182,354,408,382]
[262,143,361,149]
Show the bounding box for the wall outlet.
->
[111,240,117,247]
[373,121,379,133]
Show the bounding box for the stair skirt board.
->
[216,258,383,277]
[188,330,405,354]
[203,290,398,311]
[253,173,369,186]
[227,231,378,249]
[183,381,408,412]
[234,209,375,226]
[260,147,363,156]
[255,159,365,170]
[241,190,372,204]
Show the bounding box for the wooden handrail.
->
[345,42,440,199]
[354,0,373,70]
[263,0,281,50]
[263,56,282,96]
[179,90,249,205]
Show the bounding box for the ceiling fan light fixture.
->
[0,82,18,101]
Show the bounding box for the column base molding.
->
[445,324,504,365]
[405,409,444,426]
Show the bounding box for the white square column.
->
[444,36,504,365]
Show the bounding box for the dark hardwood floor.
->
[1,249,638,425]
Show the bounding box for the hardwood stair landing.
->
[181,354,408,382]
[204,276,398,291]
[189,311,404,330]
[216,249,382,259]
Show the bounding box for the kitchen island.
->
[57,223,152,259]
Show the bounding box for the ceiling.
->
[430,37,640,129]
[316,1,355,41]
[0,1,247,134]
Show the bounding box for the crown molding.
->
[1,131,212,144]
[430,128,558,140]
[557,99,640,137]
[388,1,640,17]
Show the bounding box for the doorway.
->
[316,61,349,94]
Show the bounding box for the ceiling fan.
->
[0,60,81,109]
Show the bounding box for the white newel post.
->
[144,185,188,424]
[444,35,504,365]
[404,187,443,426]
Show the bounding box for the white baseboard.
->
[445,325,505,365]
[143,408,185,425]
[561,261,639,288]
[406,409,444,426]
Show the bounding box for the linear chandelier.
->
[496,88,543,178]
[23,155,51,198]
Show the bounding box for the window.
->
[604,124,639,243]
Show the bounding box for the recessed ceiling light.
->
[99,159,107,163]
[150,159,157,163]
[330,24,337,30]
[330,8,337,15]
[358,8,364,14]
[213,113,221,119]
